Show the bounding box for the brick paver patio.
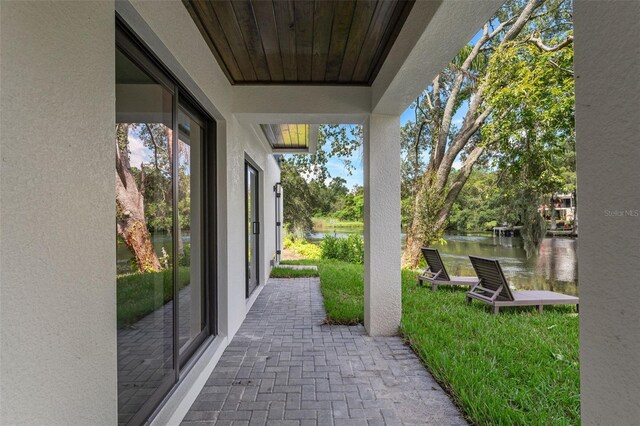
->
[182,277,466,425]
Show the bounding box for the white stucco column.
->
[363,114,401,336]
[574,1,640,424]
[0,1,116,424]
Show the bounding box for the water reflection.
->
[307,229,578,296]
[434,233,578,296]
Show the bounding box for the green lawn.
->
[117,267,190,328]
[270,266,319,278]
[283,259,580,425]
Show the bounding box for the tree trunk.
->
[116,123,162,272]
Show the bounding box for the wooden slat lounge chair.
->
[418,248,480,291]
[467,256,579,314]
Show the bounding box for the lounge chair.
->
[467,256,579,314]
[418,248,480,291]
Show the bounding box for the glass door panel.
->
[115,48,175,425]
[246,163,260,297]
[177,107,206,357]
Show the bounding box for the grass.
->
[270,266,319,278]
[312,216,364,229]
[280,259,363,324]
[117,267,190,328]
[286,258,580,425]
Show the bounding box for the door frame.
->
[245,158,261,298]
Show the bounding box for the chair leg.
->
[492,305,499,315]
[416,279,421,287]
[538,305,544,313]
[576,304,579,313]
[466,296,471,305]
[431,283,437,292]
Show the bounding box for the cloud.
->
[326,156,363,190]
[126,131,152,168]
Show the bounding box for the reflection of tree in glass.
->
[116,123,174,272]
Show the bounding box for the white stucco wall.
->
[363,114,402,336]
[574,1,640,423]
[224,118,279,334]
[1,0,280,423]
[0,1,117,424]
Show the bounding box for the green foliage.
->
[333,186,364,222]
[283,232,322,259]
[483,30,575,255]
[117,267,190,327]
[286,125,362,181]
[281,160,314,233]
[307,259,580,424]
[397,0,575,259]
[308,177,350,217]
[270,267,319,278]
[448,169,502,231]
[280,124,362,234]
[179,243,191,267]
[320,234,364,264]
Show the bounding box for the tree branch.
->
[435,105,493,191]
[433,145,486,231]
[528,35,573,52]
[434,25,489,170]
[144,123,161,170]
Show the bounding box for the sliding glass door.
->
[177,106,207,359]
[116,22,215,425]
[246,162,260,297]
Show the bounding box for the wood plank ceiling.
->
[183,0,415,85]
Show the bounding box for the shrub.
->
[321,233,364,264]
[290,240,322,259]
[484,220,498,230]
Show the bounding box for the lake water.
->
[118,229,578,296]
[307,229,578,296]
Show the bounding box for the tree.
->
[484,30,574,256]
[282,124,362,236]
[334,186,364,222]
[281,159,314,236]
[286,124,362,181]
[447,169,501,232]
[402,0,573,267]
[115,123,162,272]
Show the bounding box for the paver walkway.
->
[118,285,195,425]
[182,277,466,425]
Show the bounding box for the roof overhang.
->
[259,123,319,153]
[181,0,505,125]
